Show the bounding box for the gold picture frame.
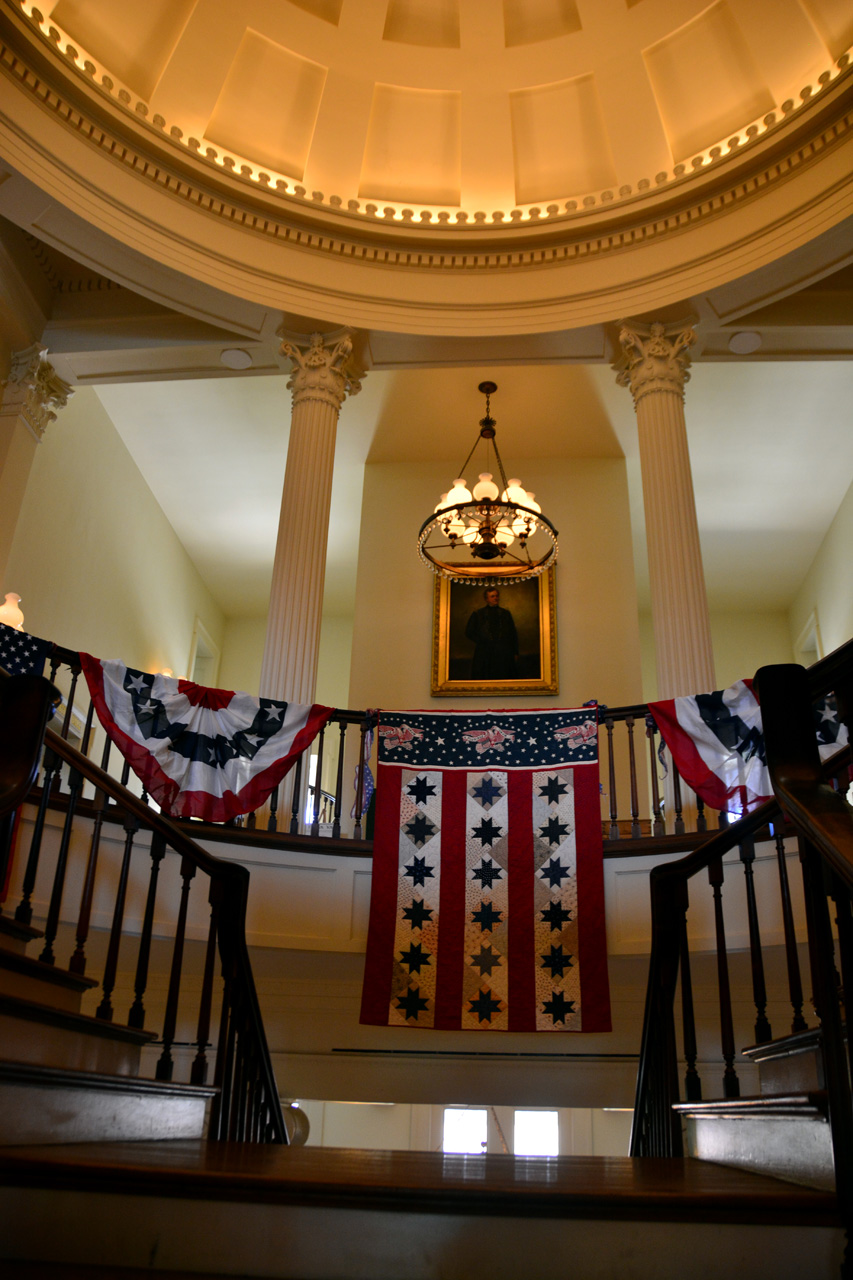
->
[431,568,558,697]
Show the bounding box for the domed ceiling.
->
[25,0,853,218]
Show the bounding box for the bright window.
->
[514,1109,559,1156]
[442,1107,487,1154]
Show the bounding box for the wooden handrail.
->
[41,724,287,1143]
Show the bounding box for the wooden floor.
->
[0,1139,840,1225]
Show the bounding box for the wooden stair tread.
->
[0,993,157,1044]
[674,1093,828,1119]
[0,1060,217,1099]
[0,1141,839,1225]
[742,1028,824,1063]
[0,914,43,945]
[0,948,99,992]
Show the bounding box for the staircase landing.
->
[0,1140,844,1280]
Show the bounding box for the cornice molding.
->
[2,3,851,275]
[0,3,852,335]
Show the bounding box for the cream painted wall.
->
[220,613,353,708]
[639,609,795,702]
[350,458,644,712]
[4,387,223,673]
[219,615,266,693]
[790,474,853,660]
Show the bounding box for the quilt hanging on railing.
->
[360,707,611,1033]
[81,655,333,823]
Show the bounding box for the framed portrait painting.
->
[431,568,558,697]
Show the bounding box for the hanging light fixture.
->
[417,382,558,584]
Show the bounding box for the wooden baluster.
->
[246,809,257,831]
[694,789,706,834]
[679,910,701,1101]
[156,854,196,1081]
[774,826,808,1033]
[57,663,81,745]
[96,808,140,1020]
[332,721,346,840]
[191,891,220,1085]
[354,718,369,840]
[708,855,740,1097]
[14,744,62,926]
[120,758,131,787]
[208,881,232,1140]
[604,717,618,840]
[739,837,772,1043]
[39,747,87,965]
[127,832,166,1028]
[69,734,112,974]
[289,753,303,835]
[267,783,279,833]
[799,839,853,1215]
[214,989,237,1140]
[310,725,326,836]
[625,715,641,838]
[645,716,664,836]
[830,873,853,1098]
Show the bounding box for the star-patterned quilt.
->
[360,707,611,1032]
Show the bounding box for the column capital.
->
[279,329,363,411]
[614,320,696,408]
[0,343,74,440]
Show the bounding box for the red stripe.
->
[507,771,535,1031]
[434,769,468,1029]
[359,763,403,1025]
[573,763,611,1031]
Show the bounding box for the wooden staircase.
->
[676,1028,835,1191]
[0,912,216,1146]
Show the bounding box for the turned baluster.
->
[774,825,807,1033]
[679,910,701,1101]
[604,716,618,840]
[288,752,304,835]
[127,831,166,1028]
[830,872,853,1095]
[739,838,771,1043]
[14,744,63,926]
[332,721,346,839]
[694,789,706,834]
[708,855,740,1097]
[69,734,112,974]
[267,783,279,833]
[39,716,91,965]
[156,854,196,1081]
[645,716,664,836]
[211,976,235,1140]
[354,718,369,840]
[625,715,641,838]
[191,890,220,1085]
[310,724,326,836]
[96,808,139,1020]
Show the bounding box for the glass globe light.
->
[472,472,499,501]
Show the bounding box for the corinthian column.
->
[615,321,715,700]
[259,331,362,705]
[0,344,73,585]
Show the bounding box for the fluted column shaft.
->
[259,331,361,705]
[616,322,715,700]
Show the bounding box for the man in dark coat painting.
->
[465,587,518,679]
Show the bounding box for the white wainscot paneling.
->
[604,837,805,956]
[202,841,373,952]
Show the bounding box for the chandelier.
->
[417,382,558,584]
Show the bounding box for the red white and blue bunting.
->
[81,655,333,822]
